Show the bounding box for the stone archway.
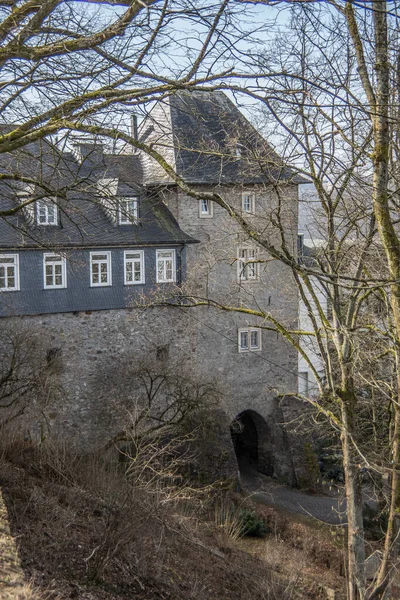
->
[230,409,274,477]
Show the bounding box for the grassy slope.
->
[0,442,348,600]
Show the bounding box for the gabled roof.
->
[0,135,197,249]
[168,91,305,185]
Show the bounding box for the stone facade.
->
[13,297,298,482]
[1,91,304,484]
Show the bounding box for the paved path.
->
[240,466,377,526]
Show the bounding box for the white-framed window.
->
[298,371,309,395]
[237,247,259,282]
[36,199,58,225]
[90,251,112,287]
[0,254,19,291]
[199,198,213,218]
[124,250,145,285]
[156,249,176,283]
[242,192,255,214]
[118,198,138,224]
[238,328,262,353]
[43,254,67,289]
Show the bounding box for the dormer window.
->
[36,199,58,225]
[118,198,138,225]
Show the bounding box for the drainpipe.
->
[176,246,183,287]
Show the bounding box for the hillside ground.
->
[0,439,361,600]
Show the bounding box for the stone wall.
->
[2,180,302,483]
[3,302,298,483]
[1,180,302,485]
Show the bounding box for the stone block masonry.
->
[2,304,299,483]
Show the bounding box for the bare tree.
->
[120,3,400,598]
[103,353,221,447]
[2,2,400,599]
[0,321,60,429]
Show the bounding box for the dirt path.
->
[240,466,377,525]
[0,487,25,600]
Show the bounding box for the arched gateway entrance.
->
[230,409,274,476]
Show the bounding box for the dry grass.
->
[0,434,347,600]
[14,581,64,600]
[0,484,25,600]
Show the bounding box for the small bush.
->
[298,442,321,492]
[238,509,270,538]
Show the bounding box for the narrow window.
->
[297,234,304,263]
[156,249,176,283]
[239,330,249,351]
[124,250,144,285]
[298,371,309,395]
[90,252,111,287]
[118,198,138,224]
[242,192,255,214]
[0,254,19,291]
[43,254,66,289]
[36,199,58,225]
[237,247,259,282]
[199,198,213,218]
[238,328,261,352]
[250,329,260,349]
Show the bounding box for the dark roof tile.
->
[0,137,197,249]
[169,91,306,185]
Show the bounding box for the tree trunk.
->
[368,1,400,593]
[374,358,400,591]
[340,391,366,600]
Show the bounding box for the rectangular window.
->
[43,254,66,289]
[297,234,304,263]
[124,250,144,285]
[36,199,58,225]
[199,199,213,218]
[238,328,261,352]
[298,372,309,395]
[156,249,176,283]
[237,247,259,282]
[242,192,255,214]
[118,198,138,224]
[90,252,111,287]
[0,254,19,291]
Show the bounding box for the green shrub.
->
[238,509,269,538]
[298,442,322,492]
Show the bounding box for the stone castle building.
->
[0,91,304,484]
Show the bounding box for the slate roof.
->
[0,135,197,249]
[168,91,306,185]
